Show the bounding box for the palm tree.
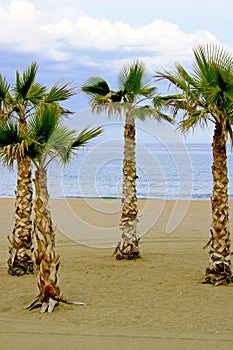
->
[154,44,233,285]
[0,104,103,312]
[82,60,172,259]
[0,62,76,275]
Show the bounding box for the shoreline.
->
[0,195,218,200]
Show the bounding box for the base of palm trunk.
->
[25,297,85,313]
[113,240,141,260]
[202,265,233,285]
[7,255,34,276]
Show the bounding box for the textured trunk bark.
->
[203,122,232,285]
[27,169,85,312]
[32,169,60,312]
[114,111,140,260]
[8,157,34,275]
[8,116,34,275]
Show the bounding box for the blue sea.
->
[1,142,233,200]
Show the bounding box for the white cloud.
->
[0,0,221,67]
[0,0,44,51]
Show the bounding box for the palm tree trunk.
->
[114,111,140,260]
[31,169,60,312]
[203,122,232,285]
[7,157,34,275]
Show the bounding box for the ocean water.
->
[1,142,233,200]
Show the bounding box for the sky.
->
[0,0,232,143]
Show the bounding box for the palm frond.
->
[0,120,22,147]
[44,126,103,165]
[118,60,155,102]
[132,105,173,123]
[0,140,30,167]
[24,83,47,104]
[82,77,111,97]
[58,126,103,164]
[0,119,29,166]
[119,60,144,91]
[72,127,103,148]
[194,44,233,74]
[44,82,77,103]
[14,62,38,99]
[43,125,77,164]
[154,44,233,136]
[177,109,209,133]
[0,75,10,102]
[91,100,126,118]
[28,102,103,167]
[28,104,61,143]
[155,68,192,95]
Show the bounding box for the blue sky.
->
[0,0,232,143]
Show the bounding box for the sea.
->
[1,142,233,200]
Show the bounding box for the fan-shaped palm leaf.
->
[44,82,77,103]
[0,120,29,166]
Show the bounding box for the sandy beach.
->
[1,198,233,349]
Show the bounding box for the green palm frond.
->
[155,68,192,96]
[24,83,47,105]
[0,120,29,166]
[61,126,103,163]
[92,100,127,117]
[118,60,156,102]
[138,86,157,98]
[43,126,103,165]
[28,104,61,143]
[72,127,103,148]
[177,109,209,133]
[193,44,233,77]
[28,104,69,165]
[0,120,22,147]
[154,44,233,134]
[109,90,124,102]
[15,62,37,92]
[153,94,184,108]
[192,46,233,108]
[119,60,144,92]
[44,82,77,103]
[42,125,78,165]
[132,104,173,123]
[13,62,47,108]
[15,62,42,99]
[82,77,111,97]
[2,62,78,124]
[176,64,197,89]
[153,93,188,122]
[28,103,103,168]
[0,140,29,167]
[0,75,10,102]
